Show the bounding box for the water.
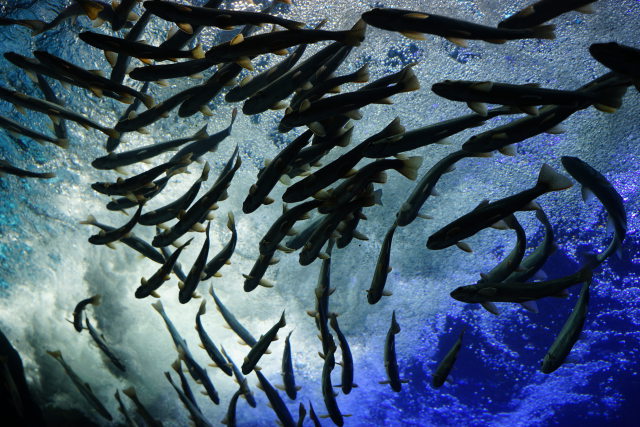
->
[0,0,639,425]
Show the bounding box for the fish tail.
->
[531,24,555,40]
[199,162,211,182]
[22,19,45,35]
[54,138,69,149]
[191,44,205,60]
[90,294,102,306]
[80,215,97,225]
[227,212,235,230]
[353,64,370,83]
[399,67,420,93]
[344,19,366,47]
[590,83,628,112]
[105,128,120,140]
[150,300,164,314]
[537,164,573,192]
[46,350,62,359]
[198,300,207,316]
[398,156,423,180]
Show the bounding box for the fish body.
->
[111,0,139,31]
[432,329,464,388]
[209,287,257,347]
[281,331,299,399]
[0,159,56,179]
[383,311,403,392]
[506,209,555,283]
[130,58,215,81]
[221,389,242,427]
[202,213,237,280]
[329,313,355,394]
[72,295,101,332]
[241,312,286,374]
[195,301,232,376]
[478,215,527,284]
[35,73,68,142]
[286,215,324,251]
[427,164,572,250]
[88,203,144,245]
[107,175,171,211]
[367,222,398,304]
[107,82,149,152]
[259,200,321,255]
[499,0,597,29]
[159,0,225,51]
[160,244,188,282]
[111,9,154,84]
[178,222,211,304]
[165,371,212,427]
[122,387,163,427]
[135,239,191,298]
[171,359,199,412]
[221,346,257,407]
[590,42,640,90]
[85,318,126,372]
[321,346,343,426]
[362,8,555,43]
[177,62,242,117]
[255,370,296,427]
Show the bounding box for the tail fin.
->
[141,94,155,109]
[537,164,573,192]
[278,311,287,327]
[353,64,370,83]
[398,156,423,180]
[399,67,420,93]
[198,300,207,316]
[227,212,235,230]
[199,162,211,182]
[344,19,366,47]
[532,24,555,40]
[151,300,164,314]
[90,295,102,306]
[80,215,97,225]
[590,83,628,112]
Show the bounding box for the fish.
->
[178,221,211,304]
[135,239,192,298]
[309,401,322,427]
[242,42,350,115]
[363,106,515,158]
[164,371,213,427]
[107,175,172,212]
[0,85,118,139]
[106,82,150,152]
[541,279,591,374]
[329,313,355,394]
[47,350,113,421]
[0,159,56,179]
[321,345,345,426]
[204,20,366,70]
[561,156,627,262]
[280,331,300,399]
[314,241,337,358]
[243,130,314,213]
[427,164,573,251]
[241,311,286,374]
[159,0,226,51]
[177,63,243,117]
[221,346,257,408]
[114,390,138,427]
[78,31,205,61]
[122,387,163,427]
[225,43,308,103]
[72,295,101,332]
[258,200,321,255]
[80,214,165,262]
[144,0,305,31]
[171,359,200,412]
[88,203,144,246]
[160,243,188,282]
[381,311,406,392]
[282,118,404,203]
[279,66,420,133]
[432,329,465,388]
[297,403,307,427]
[361,8,555,45]
[286,215,324,251]
[209,286,257,347]
[4,52,77,90]
[195,301,233,376]
[0,17,44,32]
[33,50,155,108]
[450,266,593,304]
[110,8,154,84]
[367,222,398,304]
[590,42,640,91]
[34,73,68,142]
[93,125,208,170]
[499,0,598,29]
[129,57,215,82]
[111,0,140,31]
[29,0,130,36]
[202,213,237,280]
[151,300,189,357]
[255,370,296,427]
[139,164,210,227]
[336,208,367,248]
[221,388,242,427]
[152,147,241,247]
[85,317,126,372]
[431,79,625,115]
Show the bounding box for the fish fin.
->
[537,164,573,191]
[150,291,160,298]
[178,22,193,34]
[576,3,596,13]
[498,144,517,156]
[417,213,433,220]
[400,31,426,40]
[520,300,539,313]
[531,24,556,40]
[259,279,274,288]
[446,37,468,47]
[379,380,390,385]
[456,241,473,253]
[546,124,567,134]
[235,57,253,70]
[480,301,500,315]
[490,220,509,230]
[581,186,596,203]
[517,105,539,116]
[467,102,488,116]
[344,19,366,47]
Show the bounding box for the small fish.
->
[160,243,188,282]
[361,8,555,45]
[110,9,154,84]
[114,390,138,427]
[107,175,171,212]
[380,311,406,392]
[280,331,300,400]
[35,73,68,142]
[72,295,101,332]
[0,159,56,179]
[282,118,404,203]
[195,301,232,376]
[178,347,220,405]
[321,345,344,426]
[144,0,305,31]
[4,52,81,89]
[427,164,572,250]
[0,17,44,32]
[432,329,465,388]
[85,317,126,372]
[30,0,129,36]
[226,44,308,103]
[431,79,625,115]
[336,208,366,249]
[499,0,598,29]
[151,300,189,352]
[122,387,163,427]
[152,147,240,247]
[478,215,527,283]
[329,313,355,394]
[450,267,593,304]
[244,130,314,213]
[202,213,237,280]
[164,371,213,427]
[241,311,286,374]
[0,86,118,139]
[221,346,257,408]
[106,82,150,152]
[171,359,199,412]
[255,370,296,427]
[88,203,144,246]
[297,402,307,427]
[309,239,333,335]
[258,200,321,255]
[367,222,398,305]
[135,239,192,298]
[221,388,242,427]
[47,350,112,421]
[80,215,165,262]
[541,279,591,374]
[178,222,211,304]
[209,286,257,347]
[506,208,555,284]
[561,156,627,263]
[79,31,205,61]
[590,42,640,91]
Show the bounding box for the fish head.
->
[449,285,481,303]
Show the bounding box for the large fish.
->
[427,164,572,251]
[361,8,555,45]
[432,329,464,388]
[499,0,597,29]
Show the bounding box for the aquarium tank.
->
[0,0,638,426]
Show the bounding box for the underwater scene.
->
[0,0,639,425]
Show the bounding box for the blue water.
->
[1,0,639,426]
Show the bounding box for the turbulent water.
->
[0,0,639,425]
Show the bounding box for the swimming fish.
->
[0,113,67,148]
[367,222,398,304]
[72,295,102,332]
[202,213,237,280]
[221,346,257,408]
[321,345,345,426]
[221,388,242,427]
[171,359,200,412]
[255,370,296,427]
[381,311,406,392]
[107,175,171,212]
[135,239,192,298]
[0,159,56,179]
[241,311,286,374]
[160,243,188,282]
[88,203,144,246]
[286,215,324,251]
[30,0,131,36]
[159,0,226,51]
[122,387,163,427]
[329,313,356,394]
[106,82,150,152]
[110,8,153,84]
[427,164,572,251]
[195,301,233,376]
[258,200,321,255]
[85,317,126,372]
[164,371,213,427]
[209,286,257,347]
[499,0,597,29]
[432,329,465,388]
[178,221,211,304]
[114,390,138,427]
[111,0,140,31]
[589,42,640,91]
[34,73,68,142]
[280,331,300,399]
